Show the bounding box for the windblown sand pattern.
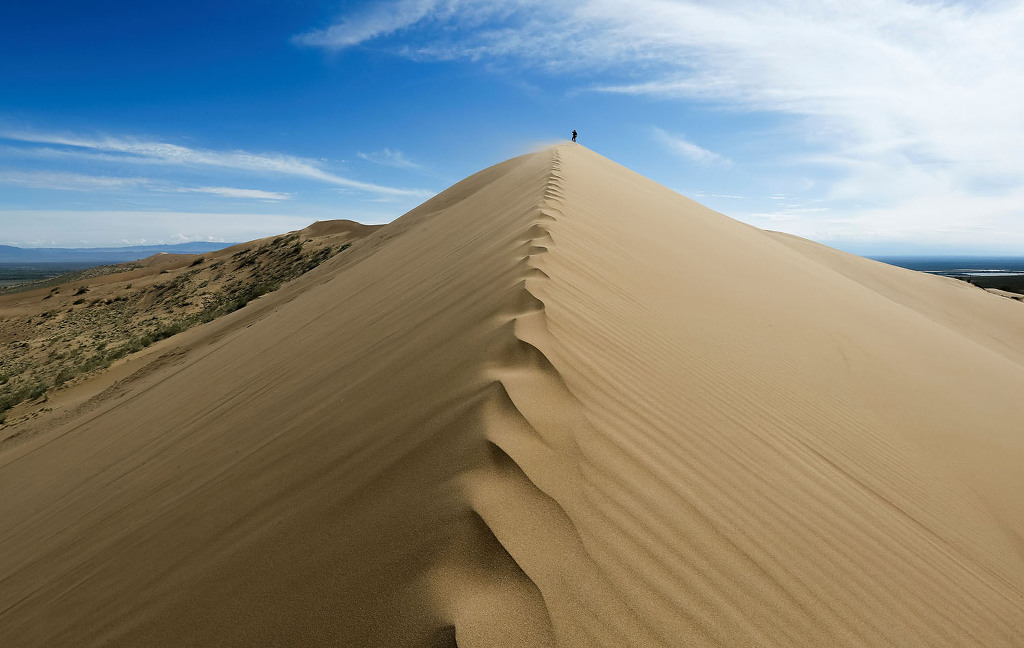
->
[1,145,1022,646]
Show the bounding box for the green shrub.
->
[27,382,48,401]
[53,366,77,386]
[106,346,127,361]
[80,354,110,373]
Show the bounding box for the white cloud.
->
[178,186,292,200]
[651,127,730,166]
[0,131,431,198]
[740,182,1024,252]
[0,169,294,201]
[296,0,1024,249]
[0,170,150,191]
[293,0,445,49]
[357,148,422,169]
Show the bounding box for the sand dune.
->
[1,144,1022,646]
[0,220,378,433]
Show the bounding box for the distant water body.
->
[871,256,1024,277]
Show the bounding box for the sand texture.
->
[1,145,1023,646]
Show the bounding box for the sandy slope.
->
[1,145,1023,646]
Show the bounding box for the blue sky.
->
[2,0,1023,253]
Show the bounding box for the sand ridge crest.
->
[433,148,667,646]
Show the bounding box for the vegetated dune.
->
[0,220,378,430]
[1,145,1023,647]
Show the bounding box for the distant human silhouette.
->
[571,129,578,142]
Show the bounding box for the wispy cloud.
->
[177,186,292,201]
[295,0,1024,248]
[0,170,150,191]
[293,0,443,49]
[357,148,422,169]
[0,131,431,198]
[0,169,296,201]
[651,127,730,166]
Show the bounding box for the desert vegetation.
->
[0,228,358,423]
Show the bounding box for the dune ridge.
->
[0,145,1022,646]
[438,149,665,646]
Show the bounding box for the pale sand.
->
[1,145,1022,646]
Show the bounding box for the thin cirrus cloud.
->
[0,170,151,191]
[292,0,445,49]
[651,127,730,166]
[0,169,292,201]
[177,186,292,201]
[0,130,431,198]
[295,0,1024,248]
[357,148,422,169]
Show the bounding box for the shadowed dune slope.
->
[1,145,1023,646]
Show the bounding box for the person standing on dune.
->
[572,129,578,142]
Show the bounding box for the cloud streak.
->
[293,0,443,49]
[0,131,431,198]
[357,148,422,169]
[651,127,730,166]
[0,169,295,201]
[0,170,150,191]
[177,186,292,201]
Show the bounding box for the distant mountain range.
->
[0,242,236,264]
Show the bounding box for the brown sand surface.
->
[1,145,1023,646]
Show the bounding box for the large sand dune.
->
[1,144,1022,646]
